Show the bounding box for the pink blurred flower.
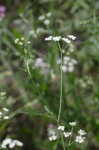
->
[0,5,6,18]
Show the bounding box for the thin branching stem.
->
[57,42,63,124]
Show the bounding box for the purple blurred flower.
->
[0,5,6,18]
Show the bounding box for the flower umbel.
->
[69,122,77,126]
[75,135,85,143]
[58,125,65,131]
[1,138,23,149]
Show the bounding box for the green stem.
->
[57,42,63,124]
[68,127,74,149]
[61,134,65,150]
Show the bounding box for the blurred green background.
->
[0,0,99,149]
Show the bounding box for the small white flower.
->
[57,125,65,131]
[27,41,31,44]
[58,56,77,73]
[48,127,56,137]
[44,19,50,25]
[64,60,69,65]
[61,65,68,72]
[0,112,3,115]
[21,37,25,41]
[68,65,74,72]
[78,129,87,136]
[71,59,77,65]
[38,15,45,21]
[45,36,53,41]
[34,57,50,74]
[63,132,72,138]
[56,58,61,64]
[45,35,61,42]
[0,92,6,96]
[47,124,57,136]
[18,41,23,45]
[67,35,76,40]
[62,37,71,43]
[75,135,85,143]
[3,116,9,120]
[15,38,19,44]
[52,36,61,41]
[63,56,70,62]
[68,62,74,66]
[49,135,57,141]
[1,138,12,148]
[3,108,9,112]
[9,141,16,149]
[69,121,77,126]
[34,58,43,67]
[34,58,47,68]
[1,138,23,149]
[46,12,52,17]
[1,144,6,149]
[14,140,23,147]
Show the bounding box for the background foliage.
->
[0,0,99,149]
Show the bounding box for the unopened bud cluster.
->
[0,107,10,120]
[38,12,51,25]
[15,37,31,46]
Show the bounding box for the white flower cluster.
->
[45,35,76,43]
[0,107,10,120]
[48,122,87,144]
[29,28,46,37]
[57,125,65,131]
[75,135,85,144]
[78,77,93,89]
[47,124,57,141]
[1,138,23,149]
[38,12,51,25]
[48,124,72,141]
[57,56,77,73]
[63,131,72,138]
[15,37,31,45]
[34,57,50,74]
[49,134,57,141]
[34,58,48,68]
[67,35,76,40]
[75,129,87,144]
[69,121,77,126]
